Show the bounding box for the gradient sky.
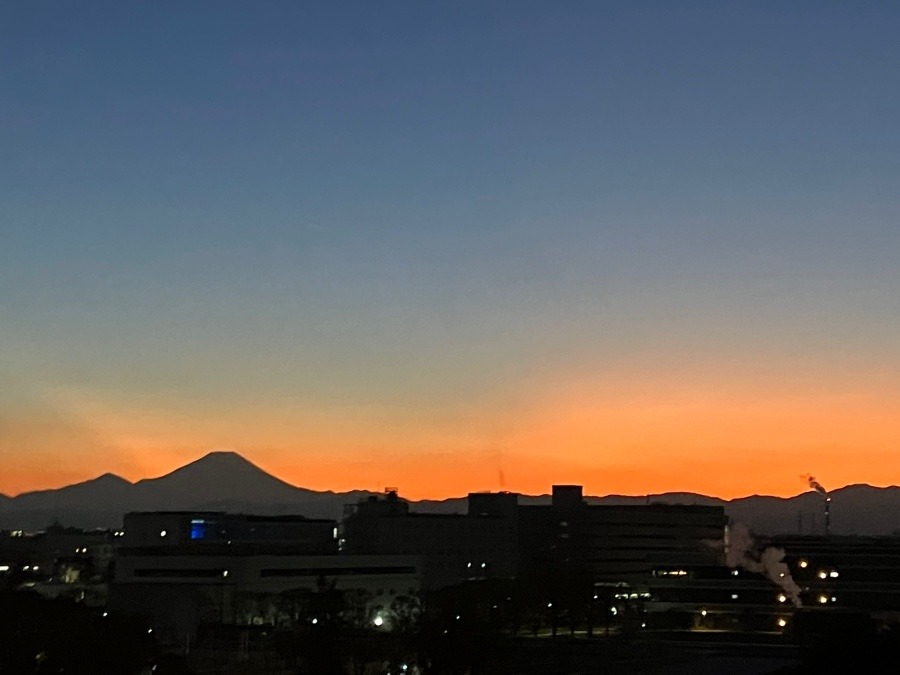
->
[2,2,900,500]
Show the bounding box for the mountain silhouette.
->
[132,450,312,505]
[0,451,898,536]
[0,451,375,530]
[10,472,134,511]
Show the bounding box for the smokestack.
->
[804,475,830,537]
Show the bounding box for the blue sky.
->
[2,2,899,497]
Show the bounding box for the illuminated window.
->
[190,520,207,540]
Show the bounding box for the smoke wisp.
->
[804,474,827,494]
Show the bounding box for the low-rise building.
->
[110,511,420,646]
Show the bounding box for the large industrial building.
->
[516,485,726,587]
[340,490,519,589]
[340,485,727,593]
[767,534,900,617]
[110,512,421,646]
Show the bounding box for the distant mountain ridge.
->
[0,451,379,530]
[0,451,898,536]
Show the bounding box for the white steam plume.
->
[726,522,802,607]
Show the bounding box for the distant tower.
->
[805,475,830,537]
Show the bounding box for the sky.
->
[2,2,900,500]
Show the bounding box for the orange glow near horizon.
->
[6,1,900,517]
[3,374,900,500]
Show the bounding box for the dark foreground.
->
[2,591,898,674]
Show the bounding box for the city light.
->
[21,481,879,660]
